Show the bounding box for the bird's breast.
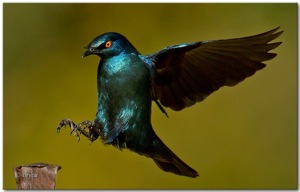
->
[95,55,153,145]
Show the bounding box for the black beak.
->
[82,48,92,58]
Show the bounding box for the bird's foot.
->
[57,119,96,142]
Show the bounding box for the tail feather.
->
[153,156,199,178]
[128,126,198,178]
[152,142,199,178]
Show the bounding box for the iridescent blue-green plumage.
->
[81,28,282,178]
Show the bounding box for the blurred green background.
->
[3,3,297,189]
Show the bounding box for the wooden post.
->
[13,163,61,190]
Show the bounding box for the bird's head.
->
[82,32,137,59]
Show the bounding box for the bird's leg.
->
[57,119,97,142]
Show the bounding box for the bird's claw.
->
[70,125,81,142]
[57,119,95,142]
[57,118,74,132]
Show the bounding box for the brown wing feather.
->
[148,27,283,111]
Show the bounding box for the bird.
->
[57,27,283,178]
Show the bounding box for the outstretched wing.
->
[146,27,283,111]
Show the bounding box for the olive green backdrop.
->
[3,3,297,189]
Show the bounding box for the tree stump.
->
[13,163,61,189]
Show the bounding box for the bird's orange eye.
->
[105,41,112,48]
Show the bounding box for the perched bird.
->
[57,27,283,178]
